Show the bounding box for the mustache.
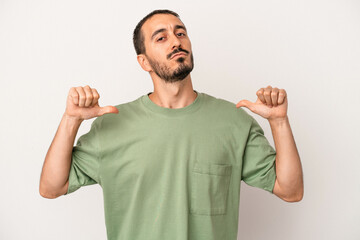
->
[167,48,189,59]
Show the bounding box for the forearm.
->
[39,113,83,198]
[269,116,303,200]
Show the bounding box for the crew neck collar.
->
[141,90,202,117]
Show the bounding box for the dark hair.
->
[133,9,180,55]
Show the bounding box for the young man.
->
[39,9,303,240]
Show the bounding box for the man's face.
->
[141,14,194,83]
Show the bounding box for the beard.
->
[146,52,194,83]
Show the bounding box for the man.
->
[39,9,303,240]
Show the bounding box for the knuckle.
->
[76,87,83,92]
[93,89,100,98]
[257,89,264,95]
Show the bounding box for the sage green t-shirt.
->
[66,90,277,240]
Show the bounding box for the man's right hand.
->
[65,85,119,121]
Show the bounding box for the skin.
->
[138,14,303,202]
[39,86,118,198]
[136,14,198,109]
[237,87,304,202]
[39,13,303,202]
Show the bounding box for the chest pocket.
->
[190,161,232,215]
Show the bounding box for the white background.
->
[1,0,359,239]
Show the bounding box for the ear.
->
[137,54,152,72]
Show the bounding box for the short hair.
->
[133,9,180,55]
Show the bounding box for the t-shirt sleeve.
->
[65,119,102,195]
[241,117,277,194]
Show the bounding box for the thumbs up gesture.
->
[65,85,119,121]
[236,86,288,121]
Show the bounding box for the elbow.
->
[282,194,303,203]
[273,178,304,202]
[282,188,304,202]
[39,191,58,199]
[39,189,56,199]
[39,182,64,199]
[39,187,58,199]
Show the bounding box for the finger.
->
[271,87,279,107]
[91,88,100,107]
[263,86,273,106]
[256,88,266,104]
[69,87,79,106]
[76,86,86,107]
[236,100,255,112]
[278,89,287,104]
[98,106,119,116]
[83,85,93,107]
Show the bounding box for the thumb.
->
[98,105,119,116]
[236,100,254,109]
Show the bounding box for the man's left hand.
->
[236,85,288,121]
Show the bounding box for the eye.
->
[177,32,186,37]
[157,37,165,42]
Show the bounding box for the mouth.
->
[171,52,187,59]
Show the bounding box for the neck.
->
[148,74,197,109]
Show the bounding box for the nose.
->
[170,33,181,50]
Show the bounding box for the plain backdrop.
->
[1,0,359,239]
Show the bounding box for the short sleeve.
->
[241,117,277,193]
[65,119,102,195]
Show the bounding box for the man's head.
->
[133,9,194,83]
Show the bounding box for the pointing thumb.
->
[98,105,119,116]
[236,100,253,109]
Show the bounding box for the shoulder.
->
[201,92,254,124]
[92,95,144,128]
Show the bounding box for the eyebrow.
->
[150,25,187,41]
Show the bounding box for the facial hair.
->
[146,51,194,83]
